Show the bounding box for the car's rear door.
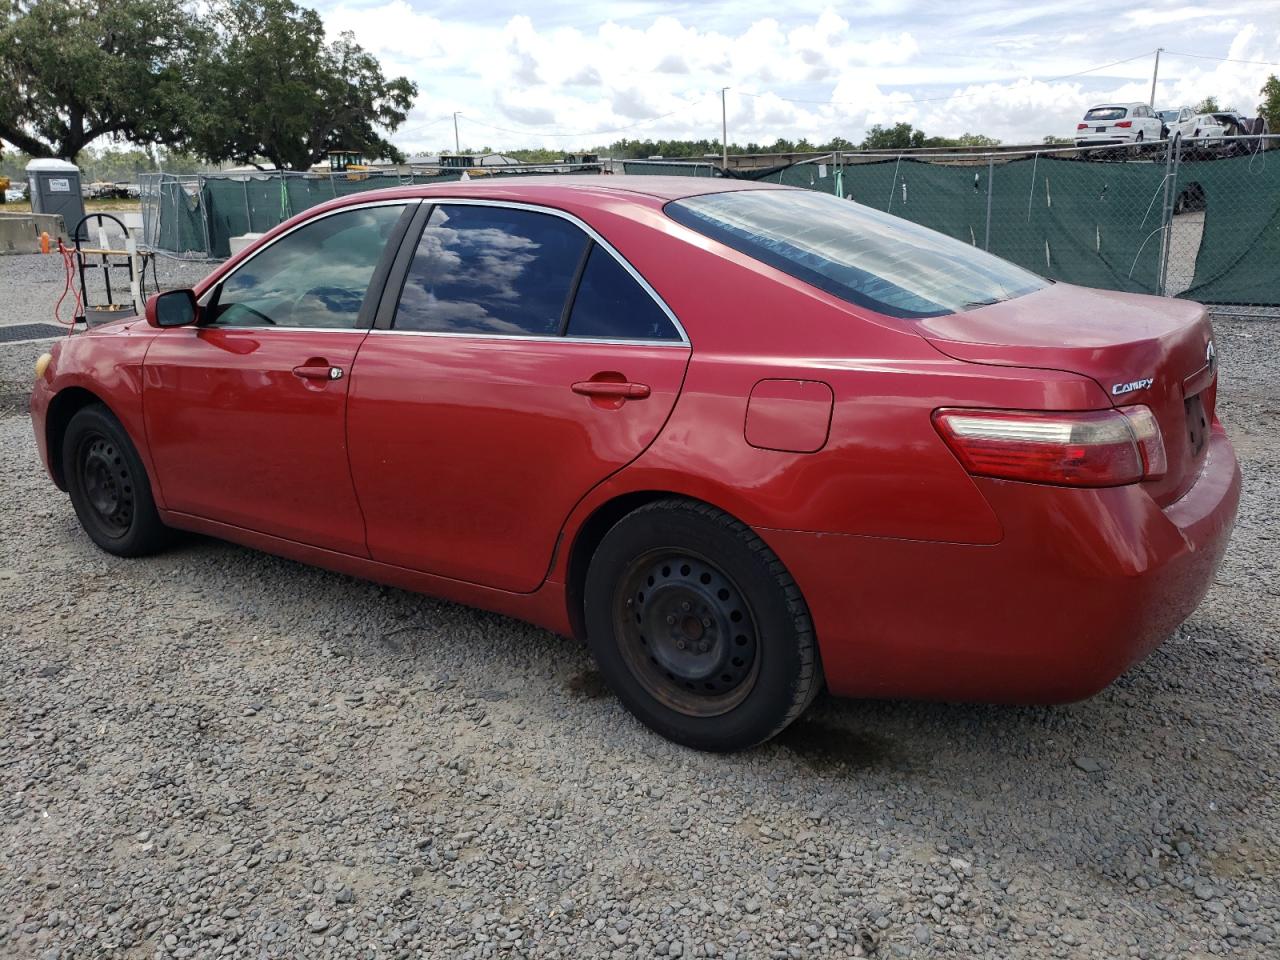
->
[346,200,691,592]
[143,200,415,554]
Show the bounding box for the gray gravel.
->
[1,252,1278,958]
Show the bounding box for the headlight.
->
[34,352,52,379]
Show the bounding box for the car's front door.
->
[143,201,414,554]
[346,201,692,592]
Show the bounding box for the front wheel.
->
[63,404,171,557]
[583,499,821,751]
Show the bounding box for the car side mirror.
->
[146,289,199,328]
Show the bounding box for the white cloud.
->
[310,1,1280,151]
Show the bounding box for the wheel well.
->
[45,387,105,489]
[564,491,727,643]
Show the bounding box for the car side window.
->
[208,204,405,328]
[566,244,680,341]
[394,204,588,336]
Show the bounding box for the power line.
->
[1163,49,1280,68]
[396,116,452,138]
[736,50,1157,107]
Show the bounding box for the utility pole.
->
[721,87,729,172]
[1149,48,1162,107]
[453,112,461,155]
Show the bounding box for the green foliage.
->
[1042,135,1073,145]
[0,0,203,160]
[858,124,1002,151]
[1193,96,1237,115]
[860,123,926,150]
[188,0,417,170]
[1259,75,1280,131]
[0,0,415,170]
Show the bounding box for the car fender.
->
[38,320,163,505]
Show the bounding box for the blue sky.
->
[306,0,1280,150]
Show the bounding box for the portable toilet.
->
[26,159,87,239]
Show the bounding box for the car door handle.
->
[293,362,343,381]
[571,380,650,400]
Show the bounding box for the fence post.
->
[197,176,213,259]
[887,154,903,212]
[242,179,252,234]
[984,156,994,252]
[1156,139,1180,296]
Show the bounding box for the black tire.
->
[583,499,821,752]
[62,404,171,557]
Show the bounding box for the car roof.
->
[358,174,788,205]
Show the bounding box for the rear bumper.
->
[1075,137,1129,147]
[761,424,1240,703]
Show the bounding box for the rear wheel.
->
[63,404,171,557]
[583,499,821,751]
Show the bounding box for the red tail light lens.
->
[933,407,1167,487]
[1077,123,1088,129]
[1115,120,1132,128]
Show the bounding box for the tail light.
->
[1076,122,1088,130]
[1115,120,1132,128]
[933,406,1167,487]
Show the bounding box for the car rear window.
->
[1084,107,1127,121]
[665,189,1046,319]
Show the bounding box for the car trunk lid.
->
[919,282,1216,506]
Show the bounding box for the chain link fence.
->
[140,163,605,260]
[624,137,1280,310]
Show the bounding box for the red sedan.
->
[29,178,1240,751]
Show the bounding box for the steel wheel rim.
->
[78,432,134,538]
[613,549,761,717]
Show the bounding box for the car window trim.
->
[372,197,689,345]
[197,198,419,332]
[558,238,595,336]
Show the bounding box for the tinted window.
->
[210,205,404,328]
[566,245,679,341]
[1084,106,1127,121]
[395,205,588,335]
[666,189,1046,319]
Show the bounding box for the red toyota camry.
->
[29,177,1240,751]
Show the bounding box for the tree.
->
[1042,135,1072,145]
[954,132,1001,147]
[860,123,925,150]
[189,0,416,170]
[0,0,203,160]
[1193,96,1235,114]
[1259,74,1280,131]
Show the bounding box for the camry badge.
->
[1111,378,1154,395]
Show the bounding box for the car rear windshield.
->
[665,189,1046,319]
[1084,106,1127,121]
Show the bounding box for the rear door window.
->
[566,245,681,341]
[395,204,588,336]
[1084,107,1127,121]
[666,189,1046,319]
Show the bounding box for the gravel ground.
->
[1,251,1278,959]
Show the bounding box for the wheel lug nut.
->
[676,640,686,650]
[681,601,691,611]
[666,615,676,625]
[698,641,709,653]
[702,618,712,628]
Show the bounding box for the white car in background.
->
[1074,103,1163,148]
[1157,106,1197,142]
